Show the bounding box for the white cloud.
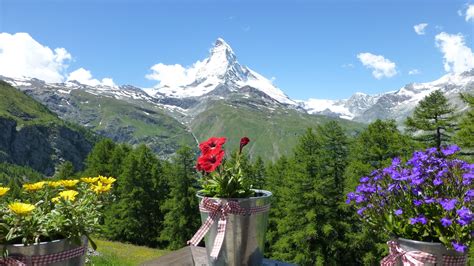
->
[341,63,355,68]
[435,32,474,73]
[466,5,474,21]
[146,62,203,87]
[0,32,115,86]
[0,32,71,82]
[67,68,116,87]
[357,52,397,79]
[414,23,428,35]
[408,69,421,75]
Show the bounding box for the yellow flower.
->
[0,187,10,196]
[8,202,35,215]
[58,190,79,201]
[98,176,116,185]
[51,196,60,203]
[60,179,79,187]
[91,181,112,194]
[48,181,63,188]
[81,177,99,183]
[23,181,46,191]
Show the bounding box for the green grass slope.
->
[0,80,61,126]
[88,239,169,266]
[190,101,364,161]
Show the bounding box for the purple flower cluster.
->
[346,145,474,253]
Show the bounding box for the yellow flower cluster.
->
[23,181,46,191]
[52,190,79,203]
[61,179,79,188]
[15,176,115,198]
[91,182,113,194]
[8,202,35,215]
[48,181,63,188]
[98,176,116,184]
[81,177,99,183]
[0,187,10,196]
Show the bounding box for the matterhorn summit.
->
[148,38,296,105]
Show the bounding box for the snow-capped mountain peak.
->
[149,38,295,105]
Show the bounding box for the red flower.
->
[239,137,250,153]
[196,148,225,173]
[199,137,226,154]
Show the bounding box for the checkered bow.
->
[188,197,270,260]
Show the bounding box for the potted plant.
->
[346,145,472,265]
[0,176,115,265]
[188,137,272,266]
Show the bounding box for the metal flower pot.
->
[0,236,88,266]
[196,189,272,266]
[395,238,467,266]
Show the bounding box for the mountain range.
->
[1,38,473,163]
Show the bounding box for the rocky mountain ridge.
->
[300,70,474,123]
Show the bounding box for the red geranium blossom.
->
[239,137,250,153]
[199,137,226,154]
[196,148,225,173]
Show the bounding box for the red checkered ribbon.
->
[188,197,270,260]
[0,245,86,266]
[381,241,466,266]
[442,254,467,265]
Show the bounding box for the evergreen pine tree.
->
[264,156,292,258]
[405,90,457,149]
[270,128,326,265]
[347,119,417,190]
[454,93,474,157]
[104,145,167,247]
[84,139,116,176]
[160,146,200,249]
[54,161,75,179]
[251,156,266,189]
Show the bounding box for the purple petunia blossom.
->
[456,206,473,226]
[440,217,452,227]
[439,199,457,211]
[441,145,460,156]
[392,157,401,167]
[357,207,366,216]
[465,190,474,202]
[355,194,365,203]
[451,241,468,253]
[424,198,436,204]
[359,176,370,183]
[413,199,423,206]
[462,173,474,185]
[433,178,443,186]
[394,209,403,216]
[410,215,427,225]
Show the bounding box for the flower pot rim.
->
[196,189,272,200]
[2,236,86,247]
[395,237,447,247]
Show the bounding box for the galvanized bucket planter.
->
[0,236,88,266]
[393,238,467,266]
[195,189,272,266]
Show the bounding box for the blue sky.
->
[0,0,473,100]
